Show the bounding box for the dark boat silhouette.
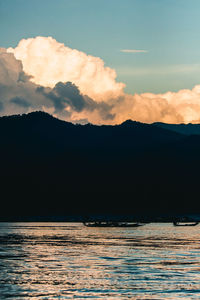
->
[83,222,144,227]
[173,221,199,226]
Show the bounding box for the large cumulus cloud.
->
[7,36,125,102]
[0,47,114,123]
[2,36,200,124]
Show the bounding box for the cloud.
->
[120,49,148,53]
[7,36,125,102]
[111,87,200,124]
[37,81,115,121]
[10,97,31,108]
[0,102,4,111]
[43,82,86,112]
[0,48,53,116]
[2,36,200,125]
[0,48,114,122]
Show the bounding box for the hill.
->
[1,112,200,220]
[154,122,200,136]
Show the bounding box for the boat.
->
[83,221,144,227]
[173,221,199,226]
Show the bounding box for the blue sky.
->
[1,0,200,94]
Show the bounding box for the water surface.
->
[0,222,200,299]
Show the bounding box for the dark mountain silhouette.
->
[1,111,200,220]
[154,122,200,136]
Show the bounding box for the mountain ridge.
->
[1,111,200,219]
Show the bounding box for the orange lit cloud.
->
[3,36,200,125]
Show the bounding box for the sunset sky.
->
[1,0,200,124]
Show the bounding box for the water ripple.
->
[0,222,200,299]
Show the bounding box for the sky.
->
[1,0,200,124]
[1,0,200,94]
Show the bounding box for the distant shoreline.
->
[1,214,200,223]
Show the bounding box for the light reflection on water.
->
[0,223,200,299]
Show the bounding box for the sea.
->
[0,222,200,299]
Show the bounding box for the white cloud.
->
[120,49,148,53]
[7,36,125,102]
[0,48,115,122]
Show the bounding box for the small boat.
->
[83,221,144,227]
[173,221,199,226]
